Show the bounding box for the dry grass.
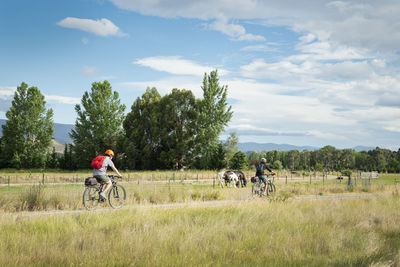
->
[0,195,399,266]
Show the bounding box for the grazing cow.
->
[217,171,241,188]
[225,171,239,187]
[217,171,226,187]
[234,171,247,187]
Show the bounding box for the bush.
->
[202,190,222,201]
[19,184,46,211]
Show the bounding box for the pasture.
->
[0,170,398,212]
[1,194,400,266]
[0,170,399,265]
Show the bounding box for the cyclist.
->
[256,158,276,196]
[92,149,123,199]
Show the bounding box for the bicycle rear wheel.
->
[108,185,126,209]
[83,186,100,210]
[266,182,276,195]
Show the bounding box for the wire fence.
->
[0,170,387,186]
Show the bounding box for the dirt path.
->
[3,192,391,219]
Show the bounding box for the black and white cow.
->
[217,170,247,188]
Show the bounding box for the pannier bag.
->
[85,177,98,186]
[251,176,259,183]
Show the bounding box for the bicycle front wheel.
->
[108,185,126,209]
[266,182,276,195]
[83,186,100,210]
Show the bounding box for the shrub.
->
[19,184,46,211]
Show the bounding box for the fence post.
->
[285,175,287,184]
[213,175,215,188]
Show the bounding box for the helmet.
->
[261,158,266,163]
[105,149,114,157]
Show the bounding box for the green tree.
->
[224,132,239,165]
[123,87,162,170]
[159,89,198,169]
[70,81,126,168]
[229,151,248,170]
[196,70,233,167]
[46,147,60,169]
[209,142,227,170]
[272,160,283,170]
[1,82,54,168]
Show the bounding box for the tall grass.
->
[0,181,399,212]
[1,195,399,266]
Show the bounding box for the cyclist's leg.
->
[94,175,111,193]
[259,175,268,194]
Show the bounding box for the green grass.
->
[1,195,399,266]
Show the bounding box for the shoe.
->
[100,191,106,199]
[261,192,267,196]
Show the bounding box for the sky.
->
[1,0,400,150]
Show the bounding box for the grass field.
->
[1,194,399,266]
[0,171,398,212]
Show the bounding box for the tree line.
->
[1,72,399,173]
[247,146,400,173]
[0,70,235,170]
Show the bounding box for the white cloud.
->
[208,17,265,41]
[0,86,15,99]
[57,17,128,37]
[134,56,229,76]
[109,0,400,53]
[82,66,97,76]
[109,0,400,148]
[44,95,81,105]
[240,44,277,52]
[118,76,203,96]
[0,86,80,115]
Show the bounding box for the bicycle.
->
[251,173,276,197]
[83,175,126,210]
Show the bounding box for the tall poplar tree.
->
[70,81,126,168]
[1,82,54,168]
[195,70,233,168]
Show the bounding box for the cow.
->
[217,170,244,188]
[233,170,247,187]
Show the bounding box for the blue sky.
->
[1,0,400,150]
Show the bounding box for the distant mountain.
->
[0,119,74,144]
[352,146,375,152]
[237,142,375,152]
[237,142,318,152]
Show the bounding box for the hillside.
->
[0,119,74,144]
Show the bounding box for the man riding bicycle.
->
[92,149,123,199]
[255,158,276,196]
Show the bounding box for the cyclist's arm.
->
[265,163,272,172]
[265,164,276,175]
[110,165,122,177]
